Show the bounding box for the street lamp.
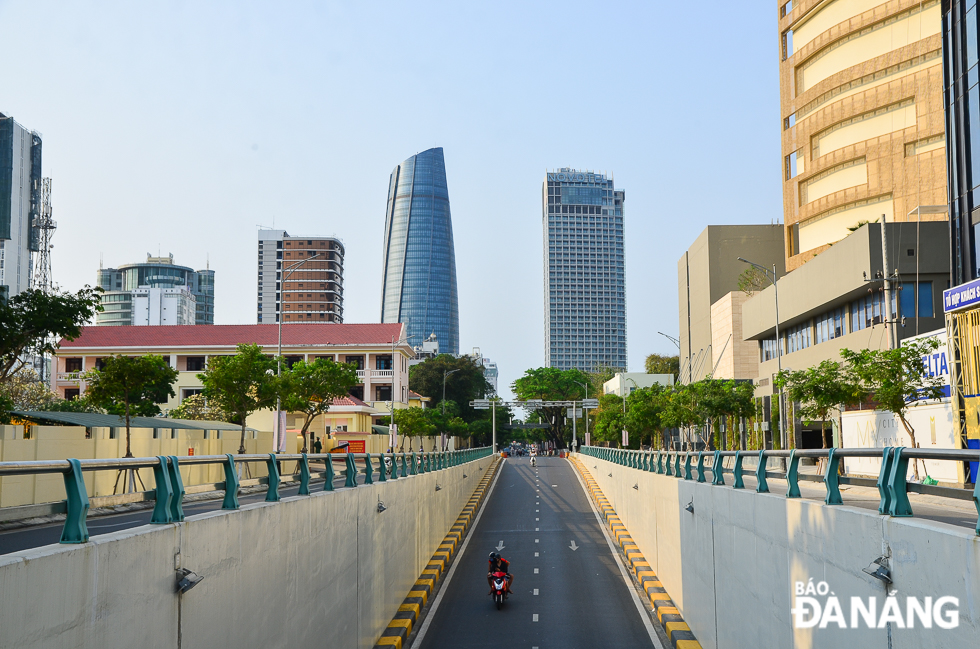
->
[442,369,461,415]
[274,251,322,454]
[737,256,784,451]
[573,380,590,450]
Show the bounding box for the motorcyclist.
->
[487,552,513,596]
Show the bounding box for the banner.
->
[274,410,288,453]
[585,433,591,446]
[389,423,398,451]
[621,429,628,447]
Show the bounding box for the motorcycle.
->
[530,456,536,467]
[490,571,508,609]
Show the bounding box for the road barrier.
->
[578,446,980,534]
[0,448,494,541]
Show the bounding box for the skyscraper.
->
[96,254,214,326]
[0,112,41,299]
[543,169,626,370]
[257,229,345,324]
[381,147,459,354]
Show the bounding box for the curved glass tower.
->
[381,147,459,354]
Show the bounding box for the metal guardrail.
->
[578,446,980,535]
[0,447,493,545]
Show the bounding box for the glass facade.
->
[544,169,627,370]
[945,0,980,286]
[96,254,214,325]
[381,147,459,354]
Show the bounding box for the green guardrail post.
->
[684,453,693,480]
[410,452,418,475]
[324,454,335,491]
[876,447,894,514]
[166,456,185,521]
[712,450,725,486]
[364,453,375,484]
[150,456,174,524]
[696,452,706,483]
[674,452,682,477]
[732,452,745,489]
[298,454,311,495]
[657,451,664,474]
[379,454,389,482]
[60,458,90,543]
[665,452,674,476]
[756,450,769,493]
[265,454,281,502]
[785,449,801,498]
[391,454,400,479]
[824,447,842,505]
[886,447,913,517]
[345,453,358,487]
[222,454,240,509]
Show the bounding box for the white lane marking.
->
[569,460,664,649]
[535,527,539,531]
[410,458,505,648]
[551,484,558,487]
[533,589,539,595]
[534,552,539,557]
[535,539,539,543]
[535,509,539,512]
[535,517,539,521]
[534,568,539,574]
[532,614,539,622]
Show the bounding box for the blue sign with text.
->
[943,277,980,313]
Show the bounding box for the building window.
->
[785,321,811,354]
[375,355,392,370]
[186,357,206,372]
[345,355,364,370]
[851,292,896,332]
[900,281,934,318]
[181,388,204,401]
[376,385,392,401]
[761,337,780,362]
[65,358,83,372]
[64,388,80,400]
[815,307,846,344]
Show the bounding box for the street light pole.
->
[737,257,784,450]
[574,380,590,450]
[442,368,461,415]
[273,252,322,454]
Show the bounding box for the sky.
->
[0,0,782,399]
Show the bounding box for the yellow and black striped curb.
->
[374,457,502,649]
[569,456,702,649]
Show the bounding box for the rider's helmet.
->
[489,552,499,562]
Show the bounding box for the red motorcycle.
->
[490,571,508,609]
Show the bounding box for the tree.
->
[0,368,57,412]
[592,393,626,446]
[840,338,946,478]
[512,367,590,449]
[737,266,770,296]
[625,384,671,449]
[645,354,680,379]
[408,355,492,422]
[168,393,229,422]
[775,360,863,449]
[389,407,436,450]
[0,287,102,384]
[198,343,279,454]
[84,355,179,457]
[280,358,359,452]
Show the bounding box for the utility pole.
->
[880,214,897,350]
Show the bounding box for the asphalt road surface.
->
[414,456,657,649]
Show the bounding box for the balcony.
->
[355,369,394,381]
[57,372,83,383]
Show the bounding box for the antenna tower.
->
[31,177,57,293]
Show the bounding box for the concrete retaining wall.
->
[0,458,492,649]
[574,453,980,649]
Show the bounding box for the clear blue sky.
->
[0,0,782,398]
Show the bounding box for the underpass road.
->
[415,457,656,649]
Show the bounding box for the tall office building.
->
[778,0,946,271]
[257,229,345,324]
[96,254,214,326]
[543,169,626,371]
[0,112,41,299]
[381,147,459,354]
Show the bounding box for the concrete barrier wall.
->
[575,454,980,649]
[0,457,492,649]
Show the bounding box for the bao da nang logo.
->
[791,580,959,629]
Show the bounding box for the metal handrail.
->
[0,447,494,546]
[576,445,980,536]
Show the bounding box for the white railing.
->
[57,372,82,382]
[354,369,394,380]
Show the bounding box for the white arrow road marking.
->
[569,540,579,551]
[534,568,539,574]
[533,589,539,595]
[496,541,505,551]
[532,614,539,622]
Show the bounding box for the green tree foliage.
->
[644,354,680,379]
[198,343,279,453]
[0,287,103,383]
[390,407,436,448]
[625,384,672,449]
[280,358,359,451]
[84,355,179,457]
[408,354,492,422]
[512,367,590,449]
[776,360,863,448]
[592,393,626,446]
[840,338,946,477]
[737,266,771,296]
[0,368,57,412]
[168,393,229,422]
